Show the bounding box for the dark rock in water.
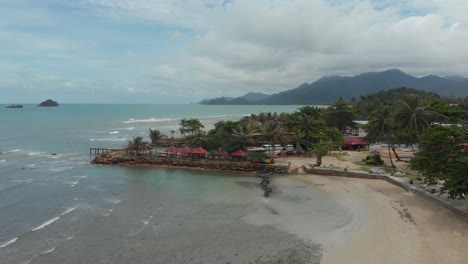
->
[5,104,23,108]
[38,99,59,107]
[51,153,57,156]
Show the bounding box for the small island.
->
[38,99,59,107]
[5,104,23,108]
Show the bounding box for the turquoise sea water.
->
[3,104,342,263]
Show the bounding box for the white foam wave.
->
[123,117,172,124]
[123,127,134,130]
[66,180,79,187]
[108,131,119,134]
[0,159,5,163]
[27,152,46,156]
[42,247,56,254]
[89,137,127,142]
[49,166,74,172]
[1,149,21,154]
[106,199,121,204]
[0,237,18,248]
[32,206,78,232]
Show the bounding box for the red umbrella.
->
[231,150,247,157]
[215,149,229,156]
[139,145,152,152]
[164,146,179,153]
[179,146,192,154]
[191,147,208,155]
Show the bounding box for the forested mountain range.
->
[200,69,468,105]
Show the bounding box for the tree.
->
[325,97,354,132]
[365,106,396,168]
[179,119,188,138]
[309,126,343,166]
[233,120,257,149]
[260,120,285,163]
[148,129,165,147]
[186,118,204,135]
[410,126,468,199]
[127,136,146,156]
[394,95,432,137]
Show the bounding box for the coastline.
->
[292,174,468,264]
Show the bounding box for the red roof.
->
[164,146,179,153]
[139,145,152,152]
[215,149,229,156]
[231,150,247,157]
[179,146,192,154]
[344,137,368,145]
[191,147,208,154]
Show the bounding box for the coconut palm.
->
[260,120,285,163]
[179,119,188,138]
[127,136,146,156]
[394,95,432,136]
[365,107,396,168]
[233,119,258,149]
[148,129,165,147]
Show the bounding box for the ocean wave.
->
[0,159,5,163]
[0,237,18,248]
[89,137,127,142]
[27,151,47,156]
[105,199,121,204]
[1,149,21,154]
[123,127,134,130]
[32,206,78,232]
[108,131,119,134]
[49,166,74,172]
[123,117,172,124]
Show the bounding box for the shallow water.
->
[0,104,352,263]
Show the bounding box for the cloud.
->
[2,0,468,103]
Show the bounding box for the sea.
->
[0,104,351,264]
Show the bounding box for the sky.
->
[1,0,468,103]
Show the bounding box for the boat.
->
[5,104,23,108]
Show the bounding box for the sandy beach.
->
[292,174,468,264]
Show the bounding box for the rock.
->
[369,167,385,174]
[38,99,59,107]
[5,104,23,108]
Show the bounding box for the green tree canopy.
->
[410,126,468,199]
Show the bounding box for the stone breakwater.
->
[92,153,289,174]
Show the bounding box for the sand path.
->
[292,175,468,264]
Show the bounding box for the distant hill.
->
[201,92,270,105]
[200,69,468,105]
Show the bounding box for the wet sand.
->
[293,175,468,264]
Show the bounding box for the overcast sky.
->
[1,0,467,103]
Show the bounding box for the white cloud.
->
[3,0,468,102]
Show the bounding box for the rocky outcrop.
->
[5,104,23,108]
[92,152,288,174]
[38,99,59,107]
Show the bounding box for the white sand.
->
[292,175,468,264]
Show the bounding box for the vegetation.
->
[410,126,468,199]
[148,129,165,147]
[127,87,468,198]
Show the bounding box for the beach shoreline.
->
[291,174,468,264]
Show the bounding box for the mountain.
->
[201,92,269,105]
[200,69,468,105]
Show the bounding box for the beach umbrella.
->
[231,150,247,157]
[179,146,192,155]
[215,149,229,156]
[164,146,179,153]
[191,147,208,155]
[139,145,152,152]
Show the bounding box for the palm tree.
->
[365,107,396,168]
[148,129,165,147]
[187,118,204,135]
[179,119,188,138]
[260,120,285,163]
[292,128,305,155]
[127,136,145,156]
[394,95,432,137]
[233,120,258,149]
